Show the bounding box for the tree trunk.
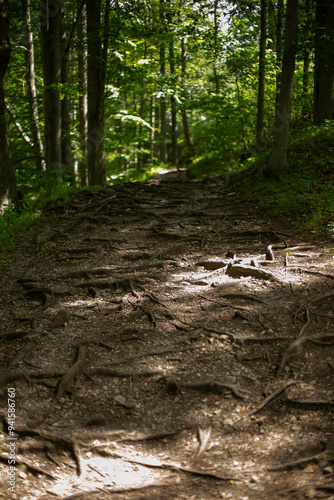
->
[313,0,334,125]
[302,49,310,116]
[78,2,88,186]
[268,0,299,175]
[181,37,194,156]
[150,93,155,169]
[169,37,178,166]
[40,0,62,174]
[25,0,45,172]
[0,0,17,210]
[275,0,284,111]
[86,0,109,186]
[256,0,267,149]
[302,0,310,117]
[60,4,73,180]
[159,0,168,164]
[213,0,220,128]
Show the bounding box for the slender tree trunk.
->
[159,0,168,164]
[86,0,109,186]
[5,101,34,148]
[150,94,155,169]
[40,0,62,174]
[275,0,284,111]
[169,37,178,166]
[256,0,267,149]
[268,0,299,175]
[213,0,220,128]
[302,49,310,115]
[25,0,45,171]
[301,0,310,117]
[137,91,146,172]
[181,37,194,156]
[60,4,73,180]
[155,98,160,159]
[0,0,17,210]
[78,3,87,186]
[313,0,334,125]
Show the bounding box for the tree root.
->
[248,380,297,416]
[53,343,88,404]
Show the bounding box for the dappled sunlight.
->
[1,177,333,499]
[46,448,173,497]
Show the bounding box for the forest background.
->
[0,0,333,262]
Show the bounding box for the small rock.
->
[250,475,259,483]
[114,395,126,405]
[59,397,66,404]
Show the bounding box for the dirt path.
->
[0,174,334,499]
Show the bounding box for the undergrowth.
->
[0,170,81,266]
[236,121,334,239]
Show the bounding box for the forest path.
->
[0,174,334,499]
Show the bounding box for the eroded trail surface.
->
[1,175,334,500]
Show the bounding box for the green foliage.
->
[237,122,334,238]
[0,170,81,267]
[2,0,333,250]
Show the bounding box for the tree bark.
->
[275,0,284,111]
[25,0,45,172]
[181,37,194,156]
[78,2,88,186]
[313,0,334,125]
[267,0,299,175]
[159,0,168,164]
[86,0,108,186]
[0,0,17,210]
[150,93,155,169]
[169,37,178,166]
[40,0,62,174]
[256,0,267,149]
[60,4,73,179]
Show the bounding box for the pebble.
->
[250,475,259,483]
[223,418,234,426]
[114,395,126,405]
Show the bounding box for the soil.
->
[0,171,334,500]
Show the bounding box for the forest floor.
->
[0,171,334,500]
